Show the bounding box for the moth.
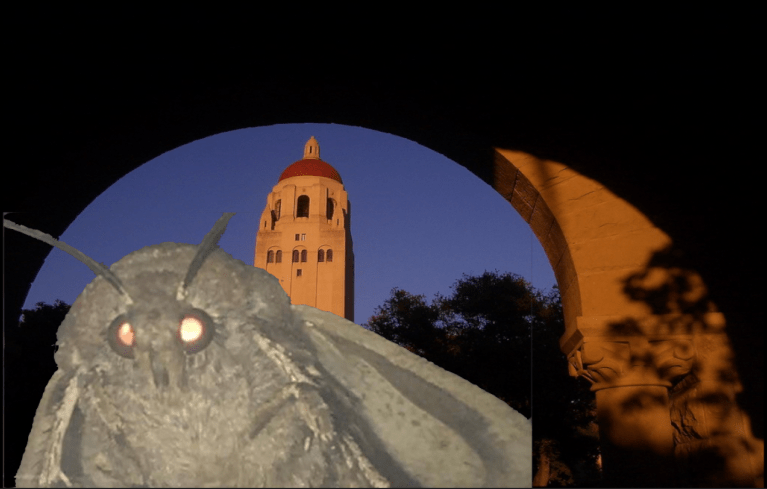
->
[6,214,531,487]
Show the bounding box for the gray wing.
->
[294,305,532,488]
[16,369,81,488]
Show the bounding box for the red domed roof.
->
[278,158,343,184]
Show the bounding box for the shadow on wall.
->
[575,244,764,487]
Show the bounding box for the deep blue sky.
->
[19,123,556,324]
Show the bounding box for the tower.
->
[254,137,354,322]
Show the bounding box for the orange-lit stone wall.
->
[493,148,763,487]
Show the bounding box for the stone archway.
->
[6,55,762,486]
[491,148,763,486]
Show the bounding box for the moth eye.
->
[177,309,214,354]
[179,316,203,343]
[117,322,135,346]
[108,315,136,359]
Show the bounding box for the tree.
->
[6,299,69,381]
[365,271,601,487]
[367,271,535,416]
[531,288,601,487]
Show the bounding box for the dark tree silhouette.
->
[531,289,601,487]
[366,272,534,416]
[365,271,601,487]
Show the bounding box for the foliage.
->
[365,271,601,486]
[366,271,535,416]
[531,290,602,487]
[7,300,69,377]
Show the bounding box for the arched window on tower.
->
[326,249,333,262]
[296,195,310,217]
[326,198,334,220]
[318,249,325,262]
[292,250,299,263]
[275,250,282,263]
[267,250,274,263]
[301,249,307,262]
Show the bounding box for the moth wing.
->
[294,305,532,488]
[16,369,76,488]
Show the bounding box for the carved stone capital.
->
[560,314,708,391]
[567,337,694,391]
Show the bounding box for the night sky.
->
[19,123,556,324]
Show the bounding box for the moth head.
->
[4,214,238,389]
[103,291,218,392]
[6,213,294,393]
[101,232,233,369]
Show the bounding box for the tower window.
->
[326,199,335,220]
[326,249,333,262]
[297,195,310,217]
[292,250,299,263]
[295,234,300,241]
[301,233,306,241]
[267,250,274,263]
[318,249,325,262]
[296,269,302,277]
[274,200,281,220]
[301,249,307,262]
[275,250,282,263]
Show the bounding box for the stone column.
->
[669,332,764,487]
[563,317,695,487]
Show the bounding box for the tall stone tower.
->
[254,136,354,322]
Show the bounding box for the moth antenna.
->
[3,218,134,304]
[176,213,236,301]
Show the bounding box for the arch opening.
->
[296,195,310,218]
[8,122,762,488]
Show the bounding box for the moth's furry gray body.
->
[8,216,531,487]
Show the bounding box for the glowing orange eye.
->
[179,316,204,343]
[108,314,136,359]
[117,322,135,346]
[175,308,214,354]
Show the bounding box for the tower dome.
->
[278,136,343,184]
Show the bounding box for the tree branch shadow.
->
[602,244,764,487]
